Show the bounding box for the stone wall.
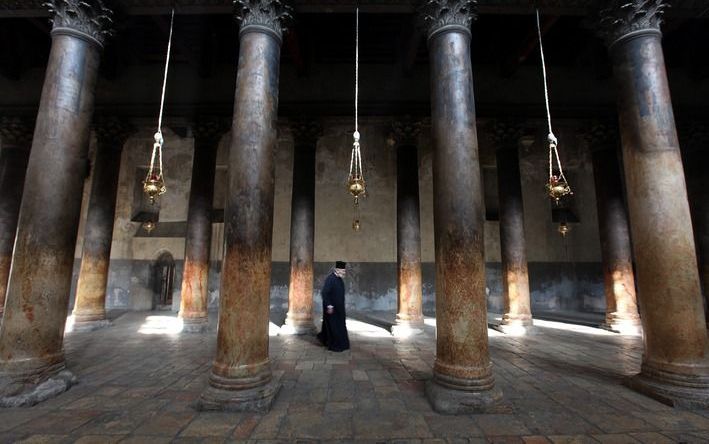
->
[68,118,607,317]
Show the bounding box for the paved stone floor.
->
[1,311,709,443]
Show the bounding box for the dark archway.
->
[153,251,175,310]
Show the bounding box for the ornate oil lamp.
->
[142,9,174,205]
[534,9,573,206]
[346,8,366,232]
[143,219,156,234]
[143,132,167,204]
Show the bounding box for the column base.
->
[391,318,425,337]
[0,366,77,408]
[181,317,209,333]
[425,379,504,414]
[72,319,111,332]
[280,315,316,335]
[601,313,642,335]
[626,363,709,409]
[492,314,534,336]
[197,378,280,412]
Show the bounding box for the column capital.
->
[419,0,478,41]
[596,0,667,49]
[489,119,524,151]
[45,0,114,48]
[0,116,34,147]
[391,118,422,147]
[193,116,230,145]
[93,117,133,151]
[234,0,292,43]
[582,121,620,152]
[289,119,322,147]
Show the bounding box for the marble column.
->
[585,123,641,334]
[178,118,227,333]
[680,124,709,326]
[198,0,290,412]
[0,0,112,407]
[491,121,533,335]
[391,119,424,337]
[421,0,502,414]
[0,117,32,319]
[282,120,320,335]
[598,0,709,407]
[72,118,131,331]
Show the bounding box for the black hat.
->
[335,261,347,269]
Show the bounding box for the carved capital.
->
[234,0,292,42]
[289,119,322,147]
[44,0,113,47]
[0,116,35,147]
[193,117,230,145]
[582,121,620,152]
[93,116,132,150]
[596,0,667,48]
[419,0,478,40]
[390,118,422,147]
[489,120,524,150]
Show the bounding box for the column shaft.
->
[423,3,502,412]
[590,145,640,333]
[73,120,128,330]
[0,122,31,318]
[395,143,424,330]
[179,124,222,332]
[284,137,316,334]
[601,1,709,406]
[0,14,107,404]
[495,142,532,333]
[198,6,287,410]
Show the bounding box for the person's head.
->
[334,261,347,278]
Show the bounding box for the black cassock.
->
[317,273,350,352]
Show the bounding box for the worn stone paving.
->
[1,311,708,443]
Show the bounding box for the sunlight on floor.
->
[533,318,617,336]
[345,318,392,338]
[268,322,281,336]
[138,315,184,335]
[65,315,75,333]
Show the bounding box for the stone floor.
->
[1,311,709,444]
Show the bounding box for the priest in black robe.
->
[317,261,350,352]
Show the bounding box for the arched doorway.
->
[153,251,175,310]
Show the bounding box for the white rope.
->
[354,7,359,133]
[157,8,174,134]
[536,8,553,139]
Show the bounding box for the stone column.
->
[0,117,32,319]
[282,120,320,335]
[491,121,533,335]
[598,0,709,407]
[421,0,502,414]
[680,124,709,326]
[198,0,289,412]
[585,123,641,334]
[72,118,131,331]
[391,119,424,337]
[0,0,112,407]
[178,117,227,333]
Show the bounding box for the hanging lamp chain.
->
[347,7,365,231]
[144,8,175,204]
[537,8,572,204]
